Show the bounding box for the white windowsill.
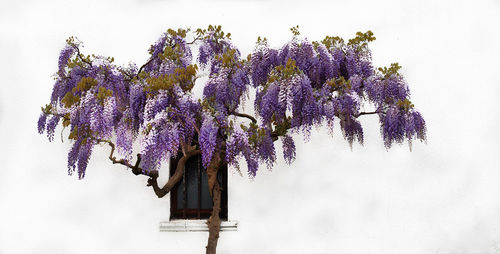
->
[159,220,238,232]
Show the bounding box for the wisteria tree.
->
[38,25,426,254]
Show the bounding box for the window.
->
[169,153,228,220]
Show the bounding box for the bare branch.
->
[119,69,135,80]
[231,112,257,124]
[355,111,385,118]
[186,34,202,45]
[94,138,158,178]
[71,44,93,68]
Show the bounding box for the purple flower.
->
[281,135,296,164]
[198,42,213,68]
[250,47,278,87]
[332,92,361,117]
[405,110,427,147]
[46,115,61,142]
[257,131,276,169]
[340,117,364,147]
[37,113,47,134]
[225,126,259,177]
[323,101,336,135]
[257,82,282,125]
[77,139,94,179]
[381,106,405,148]
[68,139,81,176]
[200,116,218,167]
[58,46,74,75]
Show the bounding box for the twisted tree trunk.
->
[147,148,201,198]
[205,152,222,254]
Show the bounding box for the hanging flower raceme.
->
[129,82,147,132]
[116,109,134,162]
[365,63,410,106]
[225,125,259,177]
[381,103,426,149]
[58,45,75,76]
[281,135,296,164]
[249,45,279,87]
[289,74,321,134]
[140,110,181,172]
[199,115,218,168]
[309,43,336,88]
[256,81,282,126]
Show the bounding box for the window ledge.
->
[159,220,238,232]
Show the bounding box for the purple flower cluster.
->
[323,101,336,135]
[203,66,249,113]
[281,135,296,164]
[140,112,181,172]
[381,106,426,149]
[344,46,373,79]
[340,117,364,147]
[116,120,133,162]
[225,126,259,177]
[46,115,61,142]
[129,82,146,132]
[249,47,279,87]
[365,74,409,106]
[58,45,75,75]
[77,139,94,179]
[89,97,115,139]
[257,130,276,169]
[197,32,234,70]
[199,116,218,168]
[289,74,321,133]
[67,138,81,175]
[199,34,250,117]
[144,34,168,73]
[37,113,47,134]
[256,82,282,126]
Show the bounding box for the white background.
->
[1,0,499,253]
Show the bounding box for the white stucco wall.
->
[1,0,499,253]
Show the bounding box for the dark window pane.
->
[200,166,213,209]
[185,156,199,209]
[176,178,184,209]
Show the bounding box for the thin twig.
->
[73,45,93,68]
[355,111,385,117]
[93,138,158,178]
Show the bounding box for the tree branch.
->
[72,45,93,68]
[187,34,202,45]
[231,112,257,124]
[147,148,201,198]
[355,111,385,117]
[94,138,158,178]
[119,69,135,80]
